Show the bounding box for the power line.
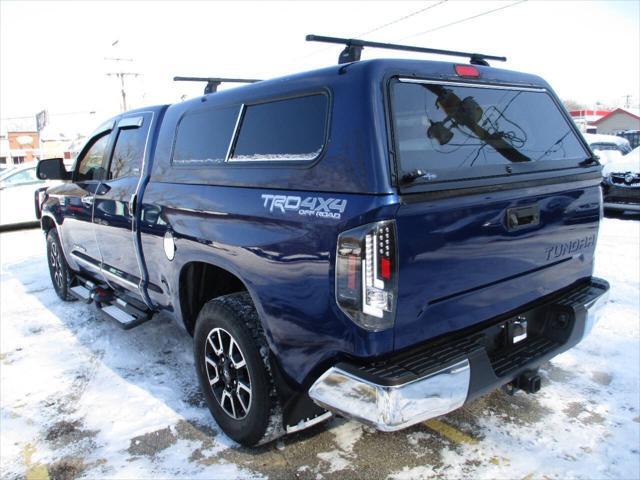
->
[400,0,527,41]
[2,111,96,121]
[358,0,448,38]
[294,0,448,62]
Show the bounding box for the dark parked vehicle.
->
[602,147,640,213]
[36,36,609,446]
[616,130,640,150]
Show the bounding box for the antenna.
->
[173,77,262,95]
[305,34,506,66]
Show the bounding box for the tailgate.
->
[388,75,601,350]
[394,181,601,350]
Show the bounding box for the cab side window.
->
[76,134,110,182]
[230,94,328,162]
[109,125,147,180]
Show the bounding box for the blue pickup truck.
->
[36,36,609,446]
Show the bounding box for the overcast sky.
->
[1,0,638,128]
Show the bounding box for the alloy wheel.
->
[204,327,252,419]
[49,241,63,289]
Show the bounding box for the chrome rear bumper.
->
[308,359,470,431]
[309,278,609,432]
[582,287,609,340]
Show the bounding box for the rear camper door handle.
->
[507,205,540,231]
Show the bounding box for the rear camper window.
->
[173,106,239,165]
[230,94,328,162]
[390,79,589,184]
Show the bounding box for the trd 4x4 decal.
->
[261,194,347,219]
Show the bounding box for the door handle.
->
[81,195,94,207]
[506,205,540,231]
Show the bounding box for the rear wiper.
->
[401,169,438,184]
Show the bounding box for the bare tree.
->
[562,99,587,111]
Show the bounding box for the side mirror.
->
[37,158,71,181]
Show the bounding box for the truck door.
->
[61,130,113,278]
[92,113,151,295]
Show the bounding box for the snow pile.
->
[0,231,256,479]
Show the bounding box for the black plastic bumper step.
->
[490,337,559,377]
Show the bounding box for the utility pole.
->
[105,57,139,112]
[623,94,631,109]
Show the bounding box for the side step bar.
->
[69,281,95,303]
[69,277,154,330]
[100,298,152,330]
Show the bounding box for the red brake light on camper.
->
[454,65,480,78]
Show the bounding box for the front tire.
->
[46,229,75,302]
[194,292,283,446]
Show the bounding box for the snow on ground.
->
[1,218,639,480]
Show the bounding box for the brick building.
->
[7,131,40,163]
[0,117,40,166]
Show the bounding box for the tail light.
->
[336,220,398,331]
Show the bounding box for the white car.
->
[583,133,632,165]
[0,163,58,229]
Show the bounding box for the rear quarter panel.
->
[140,182,399,386]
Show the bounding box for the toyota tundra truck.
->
[35,35,610,446]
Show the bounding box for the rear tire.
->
[46,229,75,302]
[193,292,283,446]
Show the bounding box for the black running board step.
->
[100,298,153,330]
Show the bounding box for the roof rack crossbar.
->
[305,34,506,66]
[173,76,262,94]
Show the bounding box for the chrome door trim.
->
[225,104,246,162]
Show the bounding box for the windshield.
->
[0,167,39,188]
[590,142,631,155]
[390,79,589,183]
[0,167,16,180]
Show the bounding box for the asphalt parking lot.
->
[1,218,639,480]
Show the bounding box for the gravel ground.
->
[1,218,639,480]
